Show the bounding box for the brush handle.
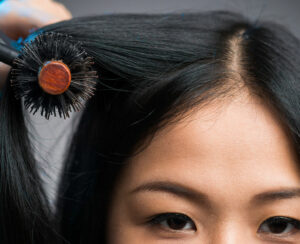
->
[0,30,19,66]
[0,42,19,66]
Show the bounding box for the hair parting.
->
[1,10,300,244]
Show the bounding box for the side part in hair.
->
[32,11,300,243]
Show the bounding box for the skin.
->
[106,91,300,244]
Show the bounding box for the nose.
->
[208,220,256,244]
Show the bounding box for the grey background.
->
[31,0,300,205]
[57,0,300,37]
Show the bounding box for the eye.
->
[148,213,196,232]
[258,216,300,236]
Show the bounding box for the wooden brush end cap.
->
[38,60,71,95]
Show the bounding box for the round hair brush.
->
[0,31,99,119]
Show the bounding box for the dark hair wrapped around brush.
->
[9,31,99,119]
[1,11,300,244]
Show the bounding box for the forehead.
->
[123,93,300,196]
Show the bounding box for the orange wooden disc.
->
[38,60,71,95]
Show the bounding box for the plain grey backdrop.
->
[57,0,300,37]
[31,0,300,204]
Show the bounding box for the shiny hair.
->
[1,10,300,244]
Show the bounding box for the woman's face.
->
[106,92,300,244]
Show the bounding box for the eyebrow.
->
[129,181,300,208]
[251,188,300,205]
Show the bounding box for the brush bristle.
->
[10,32,99,119]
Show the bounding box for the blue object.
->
[10,37,23,51]
[23,29,44,44]
[10,28,44,52]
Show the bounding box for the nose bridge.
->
[207,217,257,244]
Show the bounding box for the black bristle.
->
[9,31,99,119]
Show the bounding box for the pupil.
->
[269,222,288,233]
[167,218,186,230]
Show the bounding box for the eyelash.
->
[147,213,196,232]
[258,216,300,237]
[147,213,300,237]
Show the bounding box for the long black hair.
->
[1,10,300,244]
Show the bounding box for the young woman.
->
[1,9,300,244]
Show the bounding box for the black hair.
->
[0,76,61,243]
[1,10,300,244]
